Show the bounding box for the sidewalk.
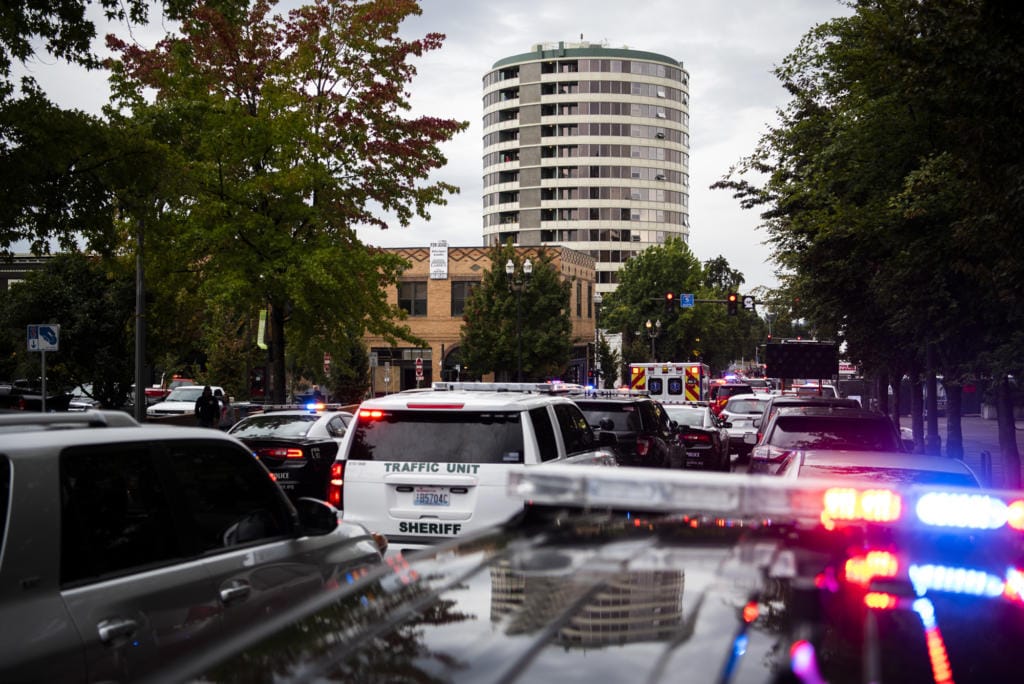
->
[921,414,1023,488]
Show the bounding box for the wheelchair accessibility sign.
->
[27,324,60,352]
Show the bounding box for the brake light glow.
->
[822,488,902,528]
[845,551,899,587]
[258,447,304,460]
[327,461,345,507]
[359,409,384,420]
[741,600,759,624]
[682,432,712,444]
[864,592,898,610]
[790,641,825,684]
[405,403,465,409]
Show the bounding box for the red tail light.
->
[682,432,712,444]
[328,461,345,507]
[636,436,652,456]
[258,447,304,460]
[359,409,384,419]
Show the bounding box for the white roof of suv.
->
[338,383,617,549]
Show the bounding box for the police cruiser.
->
[334,382,617,547]
[158,466,1024,683]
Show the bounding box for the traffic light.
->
[727,292,738,316]
[664,291,676,313]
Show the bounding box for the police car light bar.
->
[431,381,581,394]
[507,466,1024,534]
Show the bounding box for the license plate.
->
[414,487,450,506]
[686,451,704,458]
[273,471,289,479]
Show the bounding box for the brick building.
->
[364,243,597,394]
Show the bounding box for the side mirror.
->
[752,417,761,428]
[722,421,732,429]
[294,497,340,536]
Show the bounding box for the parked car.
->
[662,402,731,471]
[718,393,773,463]
[572,392,679,469]
[146,384,225,418]
[775,449,981,487]
[154,466,1024,684]
[0,411,385,683]
[228,407,354,502]
[338,382,617,549]
[750,405,906,474]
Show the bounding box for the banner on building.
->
[430,240,449,280]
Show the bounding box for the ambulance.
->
[628,362,712,404]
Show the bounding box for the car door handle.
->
[97,617,139,644]
[219,580,252,605]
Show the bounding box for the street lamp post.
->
[593,292,603,388]
[645,318,661,361]
[505,258,533,382]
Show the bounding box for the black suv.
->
[572,393,680,468]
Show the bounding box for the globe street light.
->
[505,257,533,382]
[645,318,661,361]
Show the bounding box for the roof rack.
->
[578,388,650,398]
[431,381,581,394]
[0,410,140,430]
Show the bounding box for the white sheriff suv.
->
[336,382,618,547]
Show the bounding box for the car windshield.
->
[165,387,205,402]
[349,410,524,464]
[770,415,900,451]
[664,407,704,427]
[229,414,317,439]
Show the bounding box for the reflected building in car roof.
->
[483,42,690,297]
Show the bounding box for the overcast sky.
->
[16,0,852,291]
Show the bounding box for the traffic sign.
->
[743,295,756,310]
[27,324,59,352]
[679,293,695,308]
[415,357,424,380]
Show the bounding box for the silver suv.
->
[0,411,385,682]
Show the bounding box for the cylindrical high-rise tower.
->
[483,41,690,295]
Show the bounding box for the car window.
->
[554,403,596,455]
[769,416,900,451]
[165,387,204,402]
[61,443,181,585]
[648,378,663,395]
[230,414,317,438]
[577,404,638,432]
[529,407,559,462]
[667,408,705,427]
[666,376,684,397]
[727,398,766,414]
[326,416,347,438]
[349,410,525,464]
[163,441,292,551]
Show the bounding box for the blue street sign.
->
[27,324,59,352]
[679,293,695,308]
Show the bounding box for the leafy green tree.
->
[106,0,469,402]
[460,243,572,381]
[0,253,134,406]
[714,0,1024,481]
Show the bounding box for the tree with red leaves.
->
[107,0,468,402]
